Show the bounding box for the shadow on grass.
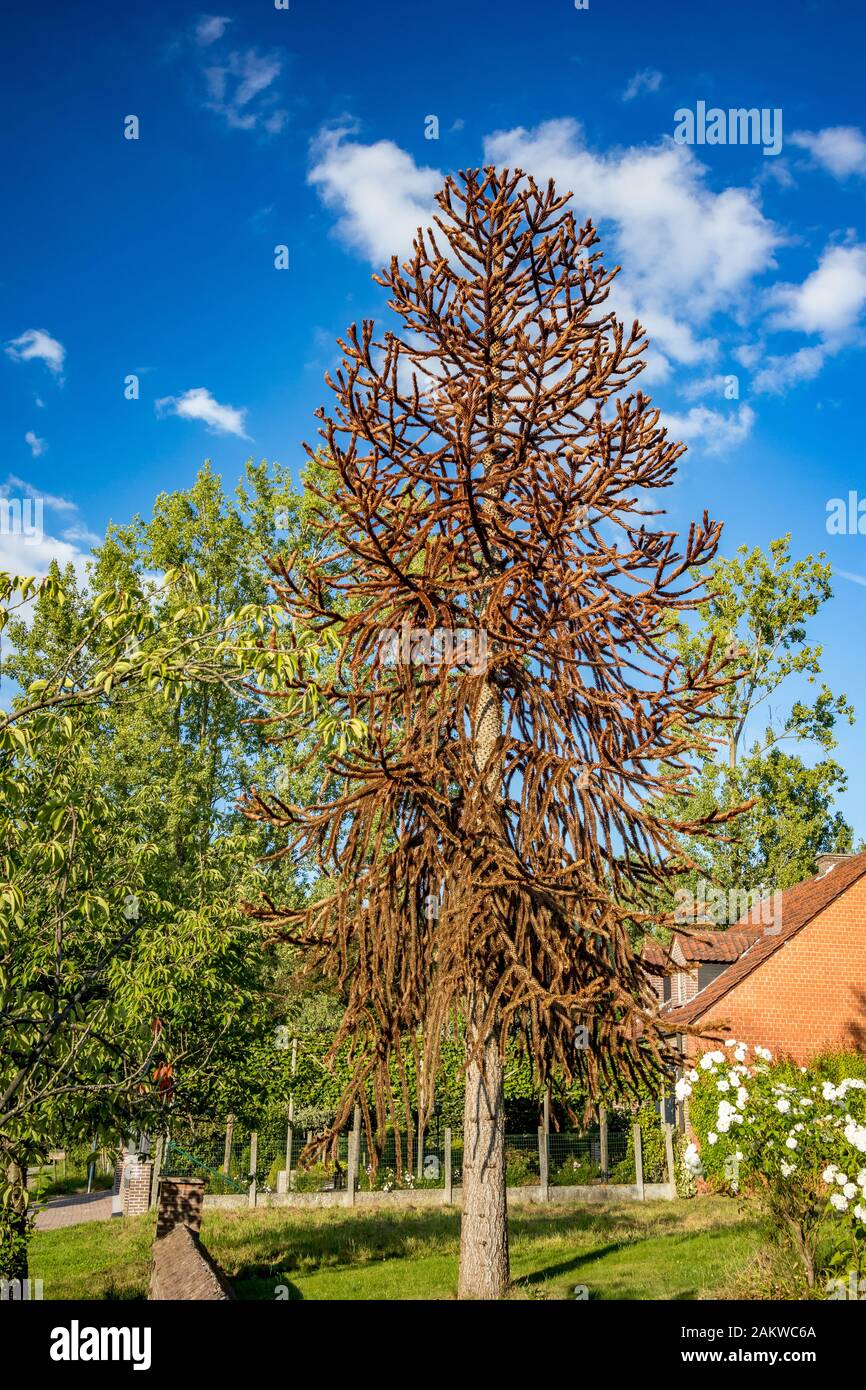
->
[211,1201,700,1295]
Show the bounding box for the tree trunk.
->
[458,226,509,1299]
[1,1159,30,1283]
[458,988,509,1299]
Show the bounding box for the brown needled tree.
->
[243,168,741,1299]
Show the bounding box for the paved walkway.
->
[34,1190,114,1231]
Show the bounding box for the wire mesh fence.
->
[160,1120,643,1194]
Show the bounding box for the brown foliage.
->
[242,168,739,1152]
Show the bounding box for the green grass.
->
[30,1197,761,1301]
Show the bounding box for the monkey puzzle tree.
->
[244,168,739,1298]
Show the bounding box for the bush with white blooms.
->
[681,1041,866,1291]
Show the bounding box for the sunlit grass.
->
[30,1196,760,1301]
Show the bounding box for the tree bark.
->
[1,1159,30,1283]
[458,988,509,1299]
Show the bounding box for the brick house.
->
[644,851,866,1065]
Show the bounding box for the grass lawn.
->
[30,1197,761,1301]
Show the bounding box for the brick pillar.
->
[156,1177,205,1239]
[122,1161,154,1217]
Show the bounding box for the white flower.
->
[781,1161,795,1177]
[843,1183,858,1200]
[857,1169,866,1188]
[844,1122,866,1154]
[823,1081,839,1102]
[675,1078,692,1102]
[755,1046,773,1062]
[708,1132,718,1145]
[830,1193,849,1212]
[836,1173,848,1186]
[776,1098,791,1114]
[737,1088,749,1108]
[734,1045,747,1062]
[785,1137,797,1150]
[683,1142,703,1176]
[717,1078,730,1092]
[823,1165,838,1183]
[699,1054,716,1071]
[688,1069,699,1084]
[854,1205,866,1222]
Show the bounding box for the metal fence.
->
[159,1119,642,1195]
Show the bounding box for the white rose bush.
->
[682,1042,866,1291]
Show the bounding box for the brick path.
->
[34,1190,115,1231]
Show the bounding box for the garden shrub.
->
[505,1147,536,1186]
[682,1042,866,1294]
[550,1155,600,1186]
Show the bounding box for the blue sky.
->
[3,0,866,830]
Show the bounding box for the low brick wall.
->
[149,1225,235,1301]
[123,1161,153,1217]
[156,1177,204,1239]
[203,1182,675,1211]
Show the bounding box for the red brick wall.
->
[685,874,866,1063]
[670,941,699,1003]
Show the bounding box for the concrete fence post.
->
[538,1126,549,1202]
[443,1127,452,1205]
[149,1134,165,1210]
[285,1121,294,1193]
[222,1114,234,1176]
[664,1121,676,1193]
[633,1121,644,1200]
[599,1105,609,1180]
[248,1131,258,1209]
[347,1104,361,1205]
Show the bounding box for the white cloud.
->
[4,474,77,513]
[24,430,46,458]
[622,68,663,102]
[204,48,286,132]
[309,123,443,264]
[659,404,755,455]
[0,530,88,581]
[195,14,231,46]
[767,242,866,338]
[482,120,781,364]
[62,522,101,546]
[309,116,781,379]
[0,479,90,587]
[5,328,66,378]
[155,386,249,437]
[790,126,866,179]
[752,344,827,396]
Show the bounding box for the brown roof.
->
[641,937,668,966]
[663,851,866,1028]
[641,925,762,969]
[675,927,764,963]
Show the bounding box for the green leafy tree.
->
[0,458,344,1279]
[661,536,856,902]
